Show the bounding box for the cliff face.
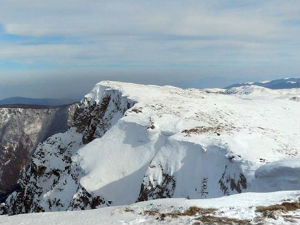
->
[0,104,76,193]
[2,88,134,214]
[1,81,299,215]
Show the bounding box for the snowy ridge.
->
[1,81,299,216]
[77,81,300,203]
[224,85,300,100]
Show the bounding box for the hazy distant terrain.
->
[226,78,299,89]
[0,97,78,107]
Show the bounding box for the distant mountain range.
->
[226,77,299,89]
[0,97,78,106]
[1,78,298,107]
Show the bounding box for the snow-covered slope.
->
[1,81,299,215]
[1,191,299,225]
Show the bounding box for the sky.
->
[0,0,299,99]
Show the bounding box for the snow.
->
[253,159,300,192]
[27,128,84,212]
[226,77,299,89]
[76,81,300,203]
[2,80,299,219]
[1,190,299,225]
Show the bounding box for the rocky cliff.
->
[0,104,76,193]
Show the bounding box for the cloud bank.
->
[0,0,299,98]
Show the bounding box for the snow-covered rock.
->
[1,81,299,215]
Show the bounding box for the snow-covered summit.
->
[79,81,300,203]
[85,80,300,161]
[1,81,299,215]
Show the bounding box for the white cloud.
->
[0,0,299,98]
[0,0,298,39]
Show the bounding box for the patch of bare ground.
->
[182,125,235,136]
[131,107,142,113]
[141,206,251,224]
[125,203,300,224]
[142,206,216,221]
[255,201,300,219]
[124,207,134,213]
[194,215,250,225]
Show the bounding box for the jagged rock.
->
[138,165,176,201]
[218,165,247,195]
[70,187,110,210]
[2,86,133,215]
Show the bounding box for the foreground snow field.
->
[1,191,299,225]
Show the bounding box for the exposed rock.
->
[218,165,247,195]
[2,87,134,215]
[138,165,176,201]
[70,187,110,210]
[0,104,76,193]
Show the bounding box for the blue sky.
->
[0,0,299,99]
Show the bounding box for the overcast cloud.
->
[0,0,299,99]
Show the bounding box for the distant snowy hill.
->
[226,77,299,89]
[0,81,299,222]
[0,97,78,106]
